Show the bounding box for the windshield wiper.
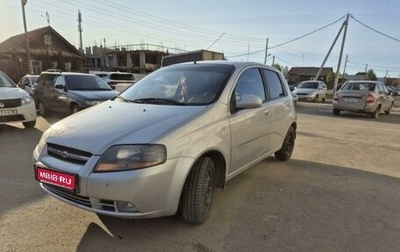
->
[132,98,184,105]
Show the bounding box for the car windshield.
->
[297,81,318,89]
[120,64,234,105]
[0,72,17,88]
[342,82,375,91]
[66,75,112,90]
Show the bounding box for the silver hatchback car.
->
[333,80,394,118]
[33,61,297,224]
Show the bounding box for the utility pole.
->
[314,16,347,81]
[272,55,275,65]
[21,0,33,74]
[333,13,350,92]
[343,54,348,77]
[264,38,269,64]
[78,10,83,53]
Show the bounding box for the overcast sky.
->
[1,0,399,78]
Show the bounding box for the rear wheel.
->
[275,126,296,161]
[333,108,340,116]
[371,105,381,119]
[181,157,215,224]
[38,101,46,116]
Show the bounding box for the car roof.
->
[40,71,95,76]
[346,80,381,84]
[167,60,278,71]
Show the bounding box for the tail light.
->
[366,94,375,103]
[333,94,338,101]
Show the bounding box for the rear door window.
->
[262,69,286,100]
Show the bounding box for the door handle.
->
[264,110,271,115]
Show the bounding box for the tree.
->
[326,71,336,87]
[365,69,377,81]
[271,63,282,72]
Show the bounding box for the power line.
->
[350,15,400,43]
[226,15,347,58]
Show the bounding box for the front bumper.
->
[33,144,193,219]
[0,102,37,124]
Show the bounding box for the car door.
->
[261,68,293,150]
[228,67,272,174]
[38,74,58,110]
[378,83,393,111]
[51,75,70,114]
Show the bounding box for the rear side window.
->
[262,69,286,100]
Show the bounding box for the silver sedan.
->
[33,61,297,224]
[333,80,394,118]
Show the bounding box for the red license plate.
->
[36,167,77,190]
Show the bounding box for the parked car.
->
[385,84,400,96]
[32,71,119,116]
[0,70,37,128]
[333,80,394,118]
[33,61,297,224]
[95,72,136,93]
[292,80,327,102]
[17,74,39,95]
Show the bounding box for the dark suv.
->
[32,71,119,116]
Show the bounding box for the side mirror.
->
[236,94,262,109]
[54,84,64,89]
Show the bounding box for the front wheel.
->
[384,103,393,115]
[70,104,80,114]
[38,101,46,116]
[313,95,319,103]
[23,120,36,128]
[275,126,296,161]
[181,157,215,224]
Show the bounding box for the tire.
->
[275,126,296,161]
[322,97,326,103]
[181,156,215,224]
[23,120,36,128]
[370,105,381,119]
[333,108,340,116]
[70,104,80,114]
[384,103,393,115]
[313,95,319,103]
[38,101,46,116]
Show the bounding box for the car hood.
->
[68,90,119,100]
[293,88,317,94]
[0,87,29,99]
[44,100,207,155]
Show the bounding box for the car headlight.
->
[21,94,34,105]
[94,145,167,172]
[86,100,102,106]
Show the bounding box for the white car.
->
[292,80,327,103]
[33,61,297,224]
[0,71,37,128]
